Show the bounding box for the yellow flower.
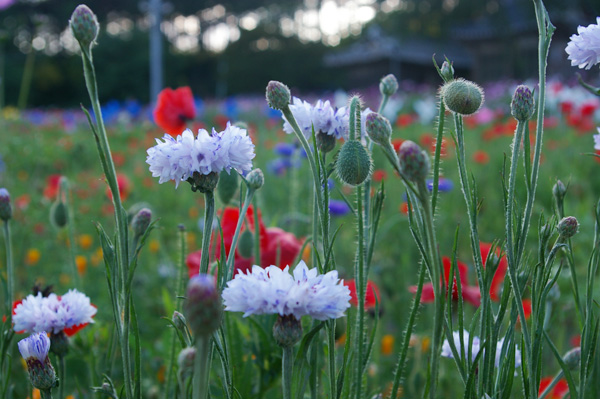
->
[149,239,160,254]
[59,273,71,285]
[421,336,431,353]
[78,234,93,250]
[76,255,87,275]
[381,334,395,356]
[26,248,41,266]
[302,245,311,263]
[91,247,103,266]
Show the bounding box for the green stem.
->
[3,221,13,315]
[431,100,446,213]
[17,48,35,109]
[225,188,254,282]
[58,354,66,399]
[165,226,188,399]
[61,178,80,286]
[328,320,337,399]
[200,191,215,275]
[193,336,210,399]
[40,389,53,399]
[282,346,294,399]
[354,183,366,399]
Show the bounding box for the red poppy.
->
[538,376,568,399]
[345,279,380,309]
[10,299,95,337]
[396,114,414,127]
[560,101,573,115]
[186,206,303,276]
[105,174,132,202]
[43,175,62,200]
[521,298,532,320]
[408,257,481,307]
[580,101,597,118]
[480,242,508,302]
[153,87,196,137]
[473,150,490,164]
[372,169,387,182]
[391,138,405,152]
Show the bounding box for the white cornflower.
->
[18,332,51,362]
[442,330,521,369]
[13,289,97,335]
[594,127,600,150]
[495,337,522,369]
[222,261,351,321]
[146,124,255,187]
[283,97,316,138]
[566,17,600,70]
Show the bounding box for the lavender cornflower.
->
[442,330,522,368]
[222,261,351,321]
[593,127,600,150]
[566,17,600,70]
[329,199,351,217]
[18,332,58,391]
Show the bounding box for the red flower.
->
[391,138,405,152]
[153,87,196,137]
[372,169,387,182]
[105,174,132,202]
[43,175,62,200]
[480,242,507,302]
[186,206,302,276]
[473,150,490,164]
[396,114,414,127]
[409,257,481,307]
[539,376,568,399]
[345,279,380,309]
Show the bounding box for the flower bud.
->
[18,332,58,391]
[237,230,254,259]
[365,112,392,145]
[0,188,11,222]
[172,311,187,331]
[563,347,581,370]
[69,5,100,51]
[398,141,430,182]
[246,168,264,190]
[50,200,68,228]
[188,171,219,193]
[552,180,567,202]
[335,140,373,186]
[131,208,152,238]
[273,314,303,348]
[50,331,69,357]
[217,170,239,205]
[441,78,484,115]
[440,61,455,81]
[316,131,336,153]
[379,74,398,97]
[183,274,222,337]
[177,347,196,379]
[511,85,535,122]
[266,81,291,110]
[557,216,579,239]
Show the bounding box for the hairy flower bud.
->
[316,132,336,153]
[440,61,455,81]
[50,200,69,228]
[0,188,11,222]
[511,85,535,122]
[441,78,484,115]
[217,170,239,205]
[563,347,581,370]
[398,141,430,182]
[246,168,264,190]
[365,112,392,145]
[553,180,567,200]
[183,274,222,337]
[237,230,254,259]
[557,216,579,239]
[131,208,152,237]
[273,314,303,348]
[172,311,187,332]
[335,141,373,186]
[379,74,398,97]
[266,81,291,110]
[69,5,99,52]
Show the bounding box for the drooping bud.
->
[398,141,430,182]
[266,81,291,110]
[441,78,484,115]
[557,216,579,239]
[0,188,12,222]
[131,208,152,238]
[50,331,69,357]
[563,347,581,370]
[69,5,100,52]
[246,168,264,190]
[18,332,58,391]
[365,112,392,145]
[172,311,187,332]
[237,230,254,259]
[177,347,196,379]
[379,74,398,97]
[552,180,566,205]
[272,314,303,348]
[335,141,373,186]
[183,274,222,337]
[511,85,535,122]
[50,200,68,228]
[188,171,219,193]
[217,170,239,205]
[316,131,336,153]
[440,61,455,82]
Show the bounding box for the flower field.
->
[2,3,600,399]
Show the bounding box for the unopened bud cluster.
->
[440,61,455,81]
[557,216,579,239]
[511,85,535,122]
[69,5,99,51]
[398,141,430,182]
[266,81,291,110]
[365,113,392,145]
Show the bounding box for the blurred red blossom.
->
[538,376,568,399]
[345,279,380,310]
[153,87,196,137]
[43,175,62,200]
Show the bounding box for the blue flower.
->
[426,177,454,193]
[18,332,50,362]
[274,143,296,157]
[329,200,351,216]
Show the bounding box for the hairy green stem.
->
[282,346,294,399]
[193,336,210,399]
[225,188,254,282]
[431,100,446,213]
[58,354,66,399]
[200,191,215,275]
[354,183,366,399]
[40,389,53,399]
[3,221,13,316]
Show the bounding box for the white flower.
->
[566,17,600,70]
[18,332,51,362]
[13,289,97,334]
[442,330,521,369]
[283,97,315,138]
[222,261,351,321]
[495,337,522,369]
[594,127,600,150]
[146,124,255,187]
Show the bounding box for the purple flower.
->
[426,177,454,193]
[329,200,351,216]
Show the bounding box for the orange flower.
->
[78,234,93,250]
[473,150,489,164]
[26,248,41,266]
[381,334,395,356]
[153,87,196,136]
[76,255,87,275]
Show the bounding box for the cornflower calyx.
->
[365,112,392,145]
[379,74,398,97]
[0,188,11,221]
[246,168,264,190]
[69,5,99,52]
[441,78,484,115]
[18,332,58,391]
[273,314,303,348]
[398,141,430,183]
[557,216,579,239]
[511,85,535,122]
[266,81,291,110]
